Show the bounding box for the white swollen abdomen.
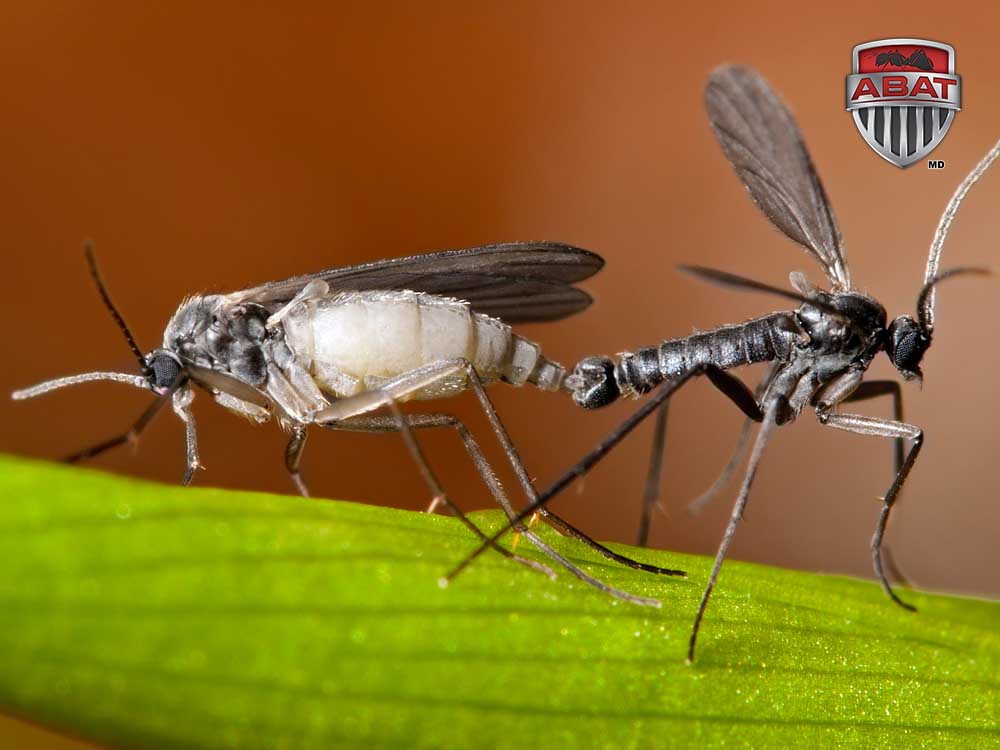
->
[281,290,563,400]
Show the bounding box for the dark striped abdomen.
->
[616,312,802,396]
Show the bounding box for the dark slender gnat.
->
[447,65,997,661]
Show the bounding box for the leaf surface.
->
[0,455,997,749]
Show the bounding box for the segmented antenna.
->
[84,241,149,374]
[916,267,991,333]
[12,372,151,400]
[923,139,1000,332]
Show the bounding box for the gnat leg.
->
[63,377,197,485]
[688,398,780,663]
[638,367,765,545]
[314,360,661,605]
[330,411,556,579]
[843,380,905,479]
[391,404,559,581]
[685,362,781,516]
[637,403,668,547]
[334,408,680,578]
[841,381,910,587]
[314,361,520,522]
[818,409,922,612]
[685,418,752,516]
[64,394,170,464]
[444,366,711,586]
[171,386,202,486]
[62,375,192,465]
[285,427,310,497]
[454,361,684,578]
[537,505,684,577]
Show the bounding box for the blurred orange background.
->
[1,2,998,745]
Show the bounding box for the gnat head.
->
[884,141,999,380]
[11,242,186,403]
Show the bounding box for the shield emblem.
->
[845,39,961,168]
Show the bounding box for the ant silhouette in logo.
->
[875,48,935,71]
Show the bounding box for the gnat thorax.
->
[162,295,220,365]
[796,291,887,357]
[162,295,271,388]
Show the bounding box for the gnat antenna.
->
[922,139,1000,332]
[84,240,149,374]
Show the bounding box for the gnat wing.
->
[226,242,603,323]
[705,65,851,290]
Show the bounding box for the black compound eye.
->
[886,316,928,376]
[148,352,182,389]
[893,331,924,370]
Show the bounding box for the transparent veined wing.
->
[226,242,604,323]
[705,65,851,290]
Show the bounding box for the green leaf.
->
[0,454,997,749]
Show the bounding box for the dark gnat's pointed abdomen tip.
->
[569,357,620,409]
